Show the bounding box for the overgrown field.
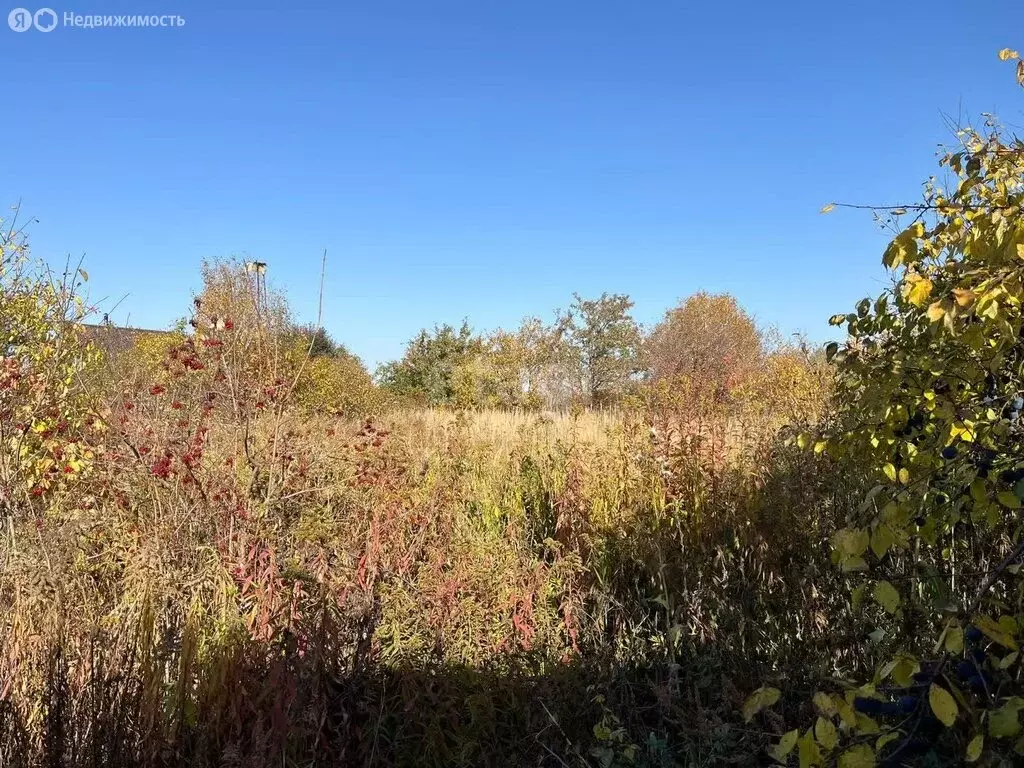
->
[6,56,1024,768]
[0,232,857,767]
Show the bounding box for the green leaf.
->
[887,655,920,688]
[850,586,867,613]
[742,686,781,722]
[798,729,823,768]
[966,733,984,762]
[998,491,1022,509]
[772,729,799,763]
[971,478,988,502]
[834,527,870,557]
[838,744,875,768]
[945,625,964,654]
[875,731,900,752]
[855,713,880,734]
[842,555,869,573]
[873,581,900,614]
[990,703,1022,739]
[871,524,895,559]
[929,684,958,727]
[835,697,857,727]
[814,716,838,751]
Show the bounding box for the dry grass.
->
[2,255,859,767]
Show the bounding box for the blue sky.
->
[2,1,1023,369]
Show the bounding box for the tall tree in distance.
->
[377,321,481,406]
[646,292,763,394]
[559,292,642,407]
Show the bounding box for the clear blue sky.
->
[2,1,1023,369]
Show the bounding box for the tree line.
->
[375,290,788,409]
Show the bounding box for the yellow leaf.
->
[903,274,934,307]
[743,686,781,722]
[966,733,984,762]
[798,728,823,768]
[855,713,880,734]
[873,581,900,614]
[772,729,799,762]
[838,744,875,768]
[890,656,920,688]
[975,615,1019,650]
[875,731,900,752]
[945,625,964,654]
[999,48,1020,61]
[835,697,857,727]
[814,716,838,751]
[813,692,836,717]
[929,684,958,727]
[821,203,836,214]
[926,300,946,322]
[952,288,976,307]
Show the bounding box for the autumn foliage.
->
[6,53,1024,768]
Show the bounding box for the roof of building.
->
[79,323,177,354]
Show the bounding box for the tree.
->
[646,292,762,392]
[1,228,100,508]
[290,324,342,358]
[377,321,481,406]
[195,258,291,336]
[180,260,379,417]
[285,326,380,415]
[778,52,1024,766]
[443,317,569,410]
[559,293,641,407]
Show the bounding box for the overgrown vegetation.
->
[3,49,1024,768]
